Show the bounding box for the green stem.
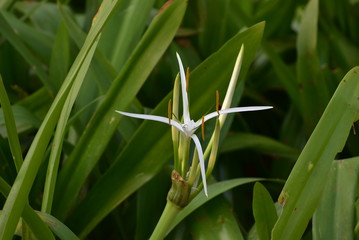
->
[149,200,181,240]
[178,135,190,176]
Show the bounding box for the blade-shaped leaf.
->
[272,67,359,240]
[188,195,245,240]
[0,0,121,237]
[313,157,359,240]
[0,11,52,92]
[168,178,265,236]
[53,0,187,220]
[252,182,278,240]
[221,132,299,160]
[297,0,331,133]
[0,76,23,171]
[0,177,55,240]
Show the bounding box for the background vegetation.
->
[0,0,359,239]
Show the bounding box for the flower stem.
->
[150,170,189,239]
[149,200,181,240]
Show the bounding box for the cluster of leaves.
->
[0,0,359,239]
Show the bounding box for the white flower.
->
[116,49,272,196]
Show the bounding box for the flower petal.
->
[115,110,184,133]
[194,106,273,128]
[176,53,191,123]
[190,134,208,197]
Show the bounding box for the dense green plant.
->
[0,0,358,239]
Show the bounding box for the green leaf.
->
[15,2,63,34]
[188,196,245,240]
[58,3,116,92]
[0,10,53,63]
[261,42,299,110]
[168,178,264,236]
[36,212,79,240]
[101,0,156,70]
[15,87,53,120]
[297,0,318,55]
[135,167,171,240]
[253,0,297,37]
[252,182,277,240]
[272,67,359,240]
[0,105,41,138]
[197,0,231,56]
[59,0,147,139]
[313,157,359,240]
[0,0,120,238]
[53,0,187,221]
[0,177,55,240]
[0,76,24,171]
[48,21,70,92]
[0,10,52,92]
[8,210,79,240]
[221,132,299,160]
[41,33,100,213]
[62,22,265,238]
[0,0,14,9]
[296,0,331,132]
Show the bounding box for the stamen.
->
[186,67,190,92]
[168,99,172,124]
[201,116,205,140]
[216,90,220,115]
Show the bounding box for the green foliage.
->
[253,182,278,240]
[0,0,359,239]
[313,157,359,240]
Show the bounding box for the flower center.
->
[182,120,197,137]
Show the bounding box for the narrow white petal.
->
[194,106,273,128]
[190,134,208,197]
[219,106,273,115]
[176,53,191,123]
[115,110,184,133]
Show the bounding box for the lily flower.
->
[116,50,272,196]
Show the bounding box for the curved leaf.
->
[252,182,277,240]
[272,67,359,240]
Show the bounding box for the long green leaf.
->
[313,157,359,240]
[105,0,156,70]
[252,182,277,240]
[36,212,79,240]
[272,67,359,240]
[221,132,299,160]
[53,0,187,220]
[0,10,52,92]
[41,34,100,213]
[261,42,299,110]
[188,195,245,240]
[0,210,79,240]
[63,22,265,238]
[48,21,70,92]
[0,105,41,137]
[58,1,144,141]
[0,0,121,238]
[58,3,116,92]
[168,178,264,236]
[135,167,171,240]
[0,177,55,240]
[297,0,330,132]
[1,10,53,63]
[0,76,23,171]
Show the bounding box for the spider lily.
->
[116,46,272,197]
